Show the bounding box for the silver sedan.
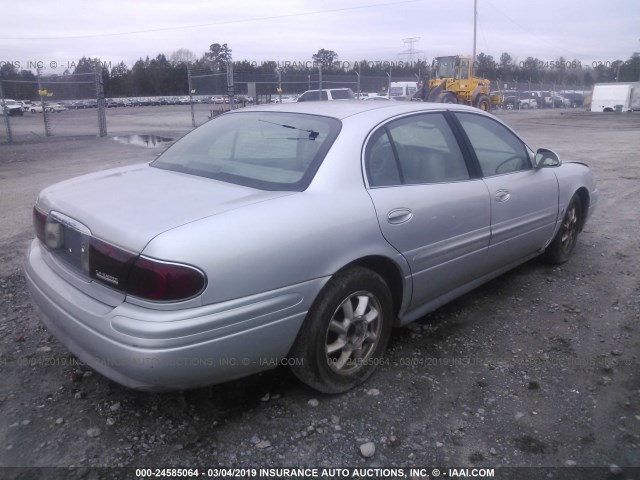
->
[25,101,598,393]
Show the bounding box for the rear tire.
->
[505,101,515,110]
[543,194,583,264]
[289,266,393,394]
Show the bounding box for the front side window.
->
[455,113,531,176]
[152,112,341,191]
[366,113,470,187]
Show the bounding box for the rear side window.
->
[366,113,470,187]
[298,91,328,101]
[330,89,355,99]
[455,113,531,176]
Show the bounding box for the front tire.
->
[543,194,583,264]
[289,266,393,394]
[437,93,458,104]
[476,95,491,111]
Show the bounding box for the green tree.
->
[312,49,339,70]
[170,48,197,65]
[520,57,543,83]
[619,53,640,82]
[475,52,496,79]
[205,43,232,70]
[498,52,514,81]
[73,57,102,75]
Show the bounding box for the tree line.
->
[1,43,639,99]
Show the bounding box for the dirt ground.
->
[0,107,639,478]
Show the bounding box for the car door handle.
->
[494,190,511,203]
[387,208,413,225]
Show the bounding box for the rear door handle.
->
[387,208,413,225]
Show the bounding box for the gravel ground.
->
[0,108,639,477]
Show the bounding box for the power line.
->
[0,0,425,41]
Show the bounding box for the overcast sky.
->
[1,0,639,73]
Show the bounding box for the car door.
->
[365,112,491,309]
[453,112,559,266]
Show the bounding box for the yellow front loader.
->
[414,55,500,111]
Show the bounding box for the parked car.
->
[296,88,355,101]
[2,99,24,116]
[32,103,67,113]
[46,103,67,112]
[494,90,537,110]
[19,100,35,111]
[522,91,552,108]
[560,92,585,108]
[25,102,597,393]
[550,94,571,108]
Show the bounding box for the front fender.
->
[554,161,598,230]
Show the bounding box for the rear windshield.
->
[152,111,341,191]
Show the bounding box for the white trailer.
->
[590,83,632,112]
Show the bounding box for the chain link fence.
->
[3,63,601,144]
[1,68,106,143]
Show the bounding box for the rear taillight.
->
[89,238,206,302]
[33,207,47,245]
[33,207,65,249]
[127,257,207,301]
[89,238,137,290]
[33,207,205,302]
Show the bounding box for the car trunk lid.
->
[37,163,293,253]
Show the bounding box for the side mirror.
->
[534,148,562,168]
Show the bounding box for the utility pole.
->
[472,0,478,65]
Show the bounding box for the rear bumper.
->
[25,240,326,390]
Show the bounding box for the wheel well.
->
[575,187,590,231]
[346,256,404,317]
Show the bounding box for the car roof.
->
[231,100,481,120]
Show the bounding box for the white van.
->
[389,82,418,100]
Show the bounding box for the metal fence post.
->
[0,80,13,143]
[37,68,52,137]
[318,65,323,100]
[95,65,107,137]
[277,68,282,104]
[187,64,196,127]
[226,63,234,110]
